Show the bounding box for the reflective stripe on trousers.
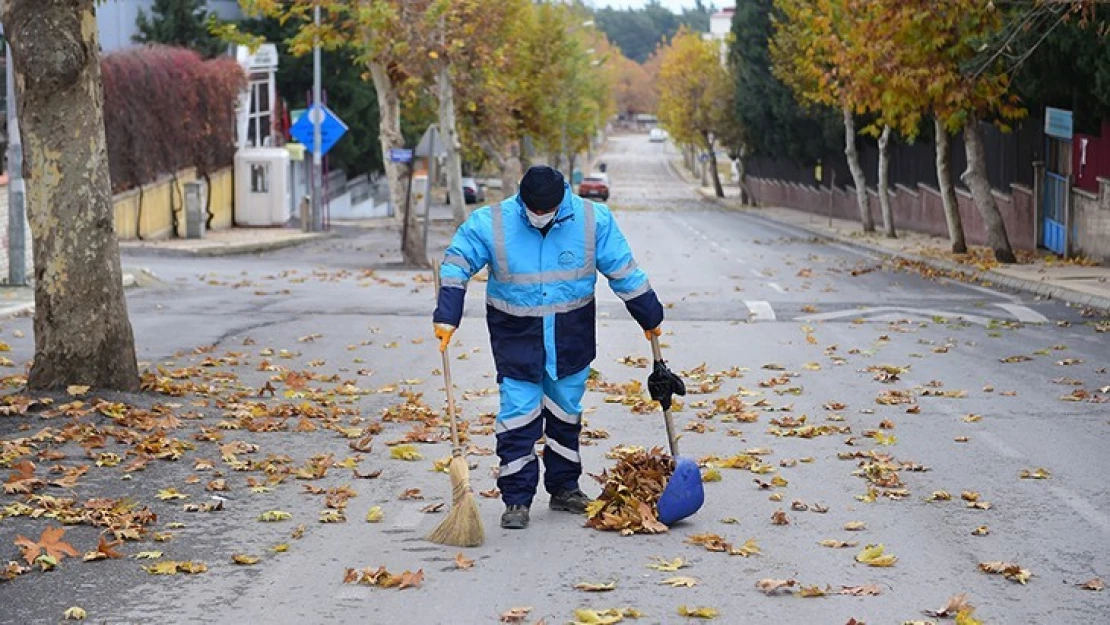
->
[495,366,589,507]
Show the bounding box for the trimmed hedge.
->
[101,45,246,193]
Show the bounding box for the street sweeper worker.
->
[432,165,665,530]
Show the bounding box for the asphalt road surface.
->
[0,134,1107,624]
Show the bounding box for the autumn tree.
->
[1,0,140,391]
[771,0,881,234]
[613,54,657,118]
[885,0,1028,263]
[657,29,733,198]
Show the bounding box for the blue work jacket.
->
[433,184,664,382]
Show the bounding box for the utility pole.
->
[6,39,26,285]
[310,4,323,232]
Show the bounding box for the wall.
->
[113,165,235,241]
[1072,178,1110,263]
[1074,121,1110,194]
[748,178,1037,251]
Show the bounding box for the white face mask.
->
[527,209,556,229]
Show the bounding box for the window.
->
[246,75,272,148]
[250,164,270,193]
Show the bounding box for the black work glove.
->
[648,359,686,412]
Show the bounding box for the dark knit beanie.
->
[519,165,565,212]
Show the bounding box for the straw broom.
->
[427,262,484,547]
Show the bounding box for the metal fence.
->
[748,117,1042,194]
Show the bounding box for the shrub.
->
[101,45,246,193]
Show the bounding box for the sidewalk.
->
[0,269,144,319]
[695,185,1110,312]
[119,227,330,257]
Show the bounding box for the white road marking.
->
[941,277,1020,302]
[768,282,786,294]
[795,306,994,326]
[745,301,776,321]
[749,268,764,278]
[994,303,1049,323]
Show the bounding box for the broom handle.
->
[433,261,463,456]
[650,334,680,457]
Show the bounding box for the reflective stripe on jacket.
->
[434,184,664,382]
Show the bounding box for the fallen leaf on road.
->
[925,593,972,618]
[797,585,827,597]
[701,467,722,482]
[855,544,897,567]
[771,510,790,525]
[343,565,423,589]
[82,534,123,562]
[979,561,1032,584]
[66,385,90,397]
[844,521,867,531]
[156,488,188,501]
[571,608,639,624]
[926,491,952,502]
[479,488,500,498]
[134,551,163,560]
[755,578,797,595]
[499,607,533,623]
[955,610,983,625]
[647,556,686,572]
[839,584,882,596]
[232,554,260,565]
[365,506,384,523]
[677,605,718,619]
[454,552,474,570]
[1019,467,1051,479]
[575,581,617,592]
[818,539,857,548]
[14,526,79,565]
[63,607,87,620]
[258,510,292,522]
[661,576,698,587]
[971,526,990,536]
[419,502,444,514]
[390,444,423,461]
[1077,578,1104,591]
[399,488,424,500]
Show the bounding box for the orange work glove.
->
[434,323,456,352]
[644,325,662,341]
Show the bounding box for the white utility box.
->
[234,147,291,226]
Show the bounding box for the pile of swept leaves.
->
[585,447,674,535]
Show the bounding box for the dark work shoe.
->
[501,505,530,529]
[549,488,592,514]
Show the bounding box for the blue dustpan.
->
[648,336,704,526]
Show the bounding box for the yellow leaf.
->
[66,385,90,397]
[156,488,188,501]
[390,444,423,461]
[574,580,617,592]
[365,506,384,523]
[661,576,698,587]
[843,521,866,531]
[701,467,721,482]
[428,50,439,59]
[133,551,163,560]
[677,605,718,619]
[797,584,827,597]
[63,607,87,620]
[271,543,290,553]
[232,554,260,565]
[647,556,686,571]
[855,544,897,567]
[956,609,983,625]
[1019,467,1051,480]
[258,510,292,522]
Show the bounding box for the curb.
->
[122,232,333,258]
[0,272,142,320]
[697,189,1110,313]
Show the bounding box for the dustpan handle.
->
[650,334,680,457]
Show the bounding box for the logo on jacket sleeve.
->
[558,250,577,267]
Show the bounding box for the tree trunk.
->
[704,132,724,198]
[843,107,874,232]
[961,114,1015,263]
[436,62,466,225]
[370,62,426,267]
[737,144,754,205]
[934,117,967,253]
[479,139,520,199]
[877,125,895,238]
[3,0,139,391]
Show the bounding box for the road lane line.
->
[745,301,776,321]
[994,303,1049,323]
[749,268,763,278]
[768,282,786,294]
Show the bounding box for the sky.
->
[590,0,708,12]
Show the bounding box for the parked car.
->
[578,173,610,201]
[446,177,486,204]
[649,128,668,142]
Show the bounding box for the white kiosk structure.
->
[233,44,291,226]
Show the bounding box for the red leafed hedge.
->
[101,45,246,193]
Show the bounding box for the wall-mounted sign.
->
[1044,107,1073,140]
